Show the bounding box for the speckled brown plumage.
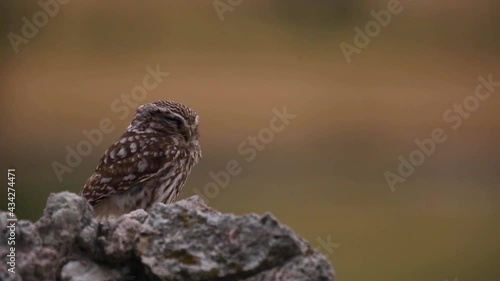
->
[80,101,201,218]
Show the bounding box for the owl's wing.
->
[80,133,185,206]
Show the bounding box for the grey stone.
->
[60,260,125,281]
[36,192,94,250]
[0,192,335,281]
[78,212,144,263]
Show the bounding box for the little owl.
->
[80,100,201,218]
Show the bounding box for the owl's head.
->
[128,100,199,142]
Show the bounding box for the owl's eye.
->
[164,115,183,129]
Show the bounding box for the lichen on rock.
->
[0,192,334,281]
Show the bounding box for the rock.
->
[60,260,127,281]
[0,192,335,281]
[78,210,146,264]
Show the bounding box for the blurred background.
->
[1,0,499,280]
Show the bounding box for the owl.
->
[80,100,201,218]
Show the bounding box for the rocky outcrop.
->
[0,192,334,281]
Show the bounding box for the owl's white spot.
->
[143,151,150,156]
[138,158,148,172]
[109,150,116,159]
[128,137,135,142]
[100,177,112,184]
[120,138,127,144]
[130,142,138,153]
[123,174,136,181]
[117,147,127,158]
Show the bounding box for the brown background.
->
[1,1,499,280]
